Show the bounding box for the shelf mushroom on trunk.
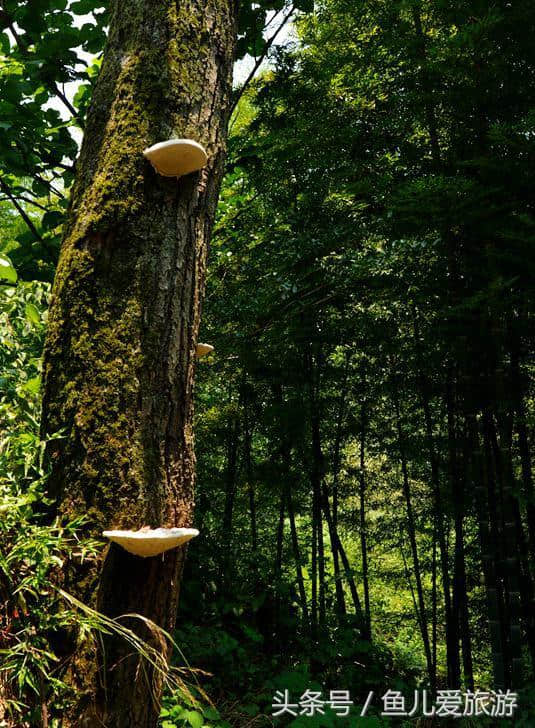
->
[143,139,208,177]
[196,342,214,358]
[102,526,199,558]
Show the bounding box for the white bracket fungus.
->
[143,139,208,177]
[196,343,214,358]
[102,526,199,558]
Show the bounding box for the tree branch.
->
[230,4,295,117]
[34,175,66,199]
[0,195,49,211]
[0,177,43,241]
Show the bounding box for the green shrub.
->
[0,279,100,722]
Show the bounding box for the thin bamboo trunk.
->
[510,339,535,564]
[318,502,326,628]
[445,369,462,688]
[511,498,535,674]
[311,400,326,629]
[483,412,510,686]
[287,484,310,630]
[454,492,474,691]
[431,522,437,692]
[320,485,365,626]
[467,415,506,689]
[311,494,318,638]
[243,406,258,552]
[331,358,350,617]
[221,402,240,590]
[489,414,524,686]
[359,404,371,639]
[413,310,453,688]
[274,382,310,629]
[392,372,434,683]
[307,344,325,636]
[274,489,286,637]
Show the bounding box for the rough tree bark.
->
[40,0,237,725]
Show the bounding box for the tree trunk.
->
[489,413,524,686]
[431,519,437,692]
[307,344,324,636]
[221,399,240,590]
[274,487,286,638]
[413,309,453,688]
[511,496,535,674]
[359,403,371,639]
[311,405,326,629]
[331,356,350,617]
[453,445,474,691]
[391,372,434,684]
[317,496,326,628]
[445,369,462,688]
[467,414,506,690]
[510,338,535,565]
[287,484,310,630]
[320,484,365,626]
[243,399,258,552]
[311,490,318,638]
[40,0,236,724]
[483,412,510,688]
[275,384,310,630]
[446,371,474,691]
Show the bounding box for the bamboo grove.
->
[186,0,535,701]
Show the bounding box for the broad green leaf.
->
[25,302,41,325]
[0,32,10,53]
[41,210,64,231]
[202,707,220,720]
[22,376,41,395]
[0,254,17,283]
[184,710,204,728]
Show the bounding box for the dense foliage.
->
[0,0,297,282]
[181,0,535,721]
[2,0,535,725]
[0,280,103,722]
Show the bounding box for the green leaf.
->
[0,32,10,53]
[73,83,91,110]
[70,0,100,13]
[25,302,41,325]
[31,179,50,197]
[0,254,17,283]
[184,710,204,728]
[202,707,220,720]
[41,210,64,231]
[241,624,263,642]
[24,376,41,394]
[242,703,260,716]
